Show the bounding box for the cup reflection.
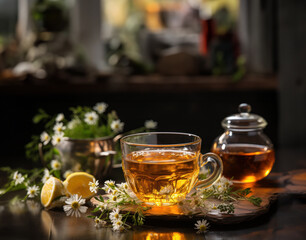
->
[133,230,195,240]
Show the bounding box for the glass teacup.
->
[121,132,223,206]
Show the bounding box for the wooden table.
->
[0,148,306,240]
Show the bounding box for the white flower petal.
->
[79,206,88,214]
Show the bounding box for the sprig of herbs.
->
[89,180,150,231]
[178,176,263,215]
[0,166,59,200]
[230,188,262,206]
[200,177,262,208]
[217,203,235,214]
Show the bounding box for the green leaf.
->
[248,196,262,206]
[52,170,61,179]
[217,203,235,214]
[92,207,101,213]
[32,109,49,124]
[0,166,13,173]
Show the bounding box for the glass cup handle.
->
[195,152,223,189]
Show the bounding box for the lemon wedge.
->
[40,177,66,208]
[63,172,96,199]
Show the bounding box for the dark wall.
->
[0,87,278,167]
[278,0,306,148]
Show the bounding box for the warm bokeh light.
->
[103,0,128,27]
[202,0,239,19]
[136,231,192,240]
[242,176,257,183]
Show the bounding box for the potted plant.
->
[26,102,157,180]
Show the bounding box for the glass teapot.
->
[211,103,275,183]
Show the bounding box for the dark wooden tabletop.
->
[0,148,306,240]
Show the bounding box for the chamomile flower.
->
[26,200,41,215]
[110,119,124,133]
[116,182,129,191]
[51,159,62,170]
[51,132,67,146]
[102,180,115,193]
[94,217,106,228]
[40,131,50,145]
[56,113,64,122]
[105,180,116,187]
[214,182,225,194]
[110,188,120,196]
[67,118,80,129]
[116,182,129,192]
[26,185,40,198]
[63,170,73,179]
[219,176,233,188]
[63,194,88,217]
[190,196,203,209]
[84,111,99,125]
[12,171,25,185]
[89,179,99,193]
[98,202,109,211]
[109,208,122,221]
[159,185,173,195]
[53,122,66,133]
[9,199,25,215]
[93,102,108,114]
[42,168,51,183]
[144,120,158,129]
[194,219,209,234]
[207,203,219,212]
[109,193,122,203]
[112,219,125,232]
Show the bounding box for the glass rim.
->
[120,132,201,147]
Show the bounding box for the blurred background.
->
[0,0,305,169]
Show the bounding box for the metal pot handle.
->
[113,134,124,143]
[96,150,117,157]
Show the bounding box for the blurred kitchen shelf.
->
[0,73,277,95]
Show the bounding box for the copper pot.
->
[56,136,118,180]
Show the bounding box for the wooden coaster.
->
[91,170,306,225]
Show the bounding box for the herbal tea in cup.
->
[120,132,223,206]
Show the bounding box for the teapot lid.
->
[221,103,267,130]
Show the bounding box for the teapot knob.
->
[238,103,251,113]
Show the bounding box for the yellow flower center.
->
[199,225,207,231]
[71,201,80,210]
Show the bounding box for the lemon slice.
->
[63,172,96,199]
[41,177,66,208]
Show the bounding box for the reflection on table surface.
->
[0,200,202,240]
[0,148,306,240]
[1,195,306,240]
